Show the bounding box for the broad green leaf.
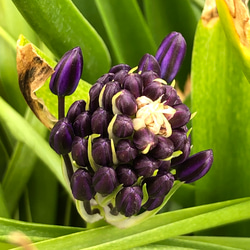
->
[10,198,250,249]
[12,0,111,83]
[191,4,250,235]
[0,97,69,193]
[143,0,198,90]
[0,217,84,243]
[95,0,156,66]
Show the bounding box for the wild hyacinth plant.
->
[48,32,213,227]
[1,0,250,249]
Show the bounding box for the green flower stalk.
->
[49,32,213,228]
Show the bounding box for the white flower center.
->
[133,96,176,137]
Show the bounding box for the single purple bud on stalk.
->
[138,53,161,76]
[141,71,160,88]
[133,155,160,177]
[122,73,143,98]
[116,186,142,217]
[66,100,86,123]
[155,32,186,83]
[143,196,164,211]
[133,128,158,153]
[70,168,95,201]
[116,165,138,187]
[92,138,112,166]
[73,111,92,137]
[113,70,129,84]
[88,82,104,113]
[49,118,74,155]
[109,63,131,74]
[161,85,178,106]
[101,81,121,112]
[92,167,118,195]
[96,73,114,84]
[143,173,174,198]
[91,108,112,137]
[113,89,138,116]
[171,137,191,166]
[175,149,213,183]
[71,137,89,167]
[112,115,134,138]
[168,103,191,129]
[150,136,174,159]
[50,47,83,96]
[116,139,138,163]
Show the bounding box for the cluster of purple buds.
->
[49,32,213,226]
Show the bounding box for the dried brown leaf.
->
[17,43,57,130]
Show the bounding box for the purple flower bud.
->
[50,47,83,96]
[158,160,171,174]
[113,89,137,116]
[168,103,191,129]
[113,70,129,84]
[133,128,158,153]
[49,118,74,155]
[88,82,104,113]
[101,81,121,112]
[169,128,188,150]
[66,100,86,123]
[161,85,178,106]
[143,196,164,211]
[71,137,89,167]
[70,168,95,201]
[116,186,142,217]
[143,173,174,198]
[155,32,186,83]
[123,73,143,98]
[116,139,138,163]
[150,136,174,159]
[171,137,191,167]
[133,155,160,177]
[142,81,165,101]
[109,64,131,74]
[116,164,137,187]
[175,149,213,183]
[112,115,134,138]
[92,138,112,166]
[93,167,118,195]
[96,73,114,84]
[91,108,112,137]
[138,53,161,76]
[73,111,92,137]
[141,71,160,88]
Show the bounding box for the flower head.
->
[49,32,213,228]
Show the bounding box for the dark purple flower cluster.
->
[49,32,213,219]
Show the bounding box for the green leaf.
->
[12,0,111,83]
[10,198,250,249]
[95,0,156,66]
[191,11,250,235]
[0,184,10,218]
[0,97,69,193]
[0,217,84,243]
[178,235,250,250]
[2,109,47,215]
